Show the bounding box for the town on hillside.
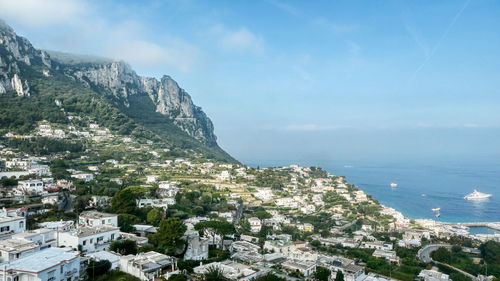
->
[0,119,499,281]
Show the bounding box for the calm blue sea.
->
[245,157,500,223]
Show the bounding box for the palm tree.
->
[203,266,229,281]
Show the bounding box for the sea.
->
[245,156,500,231]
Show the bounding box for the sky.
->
[1,0,500,165]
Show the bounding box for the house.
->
[0,247,80,281]
[0,238,40,262]
[281,260,317,277]
[403,230,430,241]
[41,193,59,205]
[230,241,261,254]
[16,179,44,195]
[58,225,120,253]
[418,269,450,281]
[157,182,179,198]
[120,251,178,281]
[216,170,231,181]
[133,225,157,237]
[0,210,26,236]
[136,198,175,210]
[70,173,94,182]
[79,211,118,227]
[361,241,393,251]
[146,175,158,184]
[183,230,209,261]
[11,228,57,250]
[372,249,400,264]
[248,217,262,233]
[86,250,121,269]
[38,220,74,231]
[89,196,110,208]
[120,232,149,246]
[194,260,267,281]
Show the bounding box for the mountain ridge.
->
[0,20,236,163]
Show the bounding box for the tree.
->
[203,266,229,281]
[195,221,236,248]
[431,247,452,264]
[150,218,186,255]
[110,239,138,255]
[254,210,272,220]
[335,270,344,281]
[111,189,136,214]
[147,208,164,226]
[168,274,188,281]
[480,241,500,264]
[315,266,331,281]
[87,259,111,279]
[253,273,287,281]
[73,195,89,213]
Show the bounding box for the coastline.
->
[245,159,499,234]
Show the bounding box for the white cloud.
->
[106,39,199,73]
[0,1,200,74]
[211,25,265,54]
[0,0,86,28]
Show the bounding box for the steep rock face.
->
[62,61,217,145]
[0,20,50,96]
[0,21,218,146]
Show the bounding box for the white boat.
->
[435,213,440,218]
[431,207,440,212]
[464,189,492,200]
[390,182,398,188]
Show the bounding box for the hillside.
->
[0,20,236,163]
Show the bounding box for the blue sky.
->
[1,0,499,164]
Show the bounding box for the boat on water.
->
[431,207,440,212]
[435,213,440,218]
[464,189,492,200]
[421,193,426,197]
[390,182,398,188]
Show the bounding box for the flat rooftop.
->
[3,247,79,273]
[80,210,116,219]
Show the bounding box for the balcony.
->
[65,268,77,277]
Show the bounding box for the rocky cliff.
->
[0,20,218,147]
[54,59,217,146]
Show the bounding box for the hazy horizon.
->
[2,0,499,164]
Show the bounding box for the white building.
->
[0,247,80,281]
[216,170,231,181]
[58,226,120,253]
[87,250,121,269]
[194,260,267,281]
[248,217,262,233]
[120,251,178,281]
[146,175,158,184]
[418,269,450,281]
[0,211,26,236]
[79,211,118,227]
[281,260,317,277]
[136,198,175,211]
[70,173,94,182]
[183,230,209,261]
[16,179,44,195]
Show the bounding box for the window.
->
[102,220,105,224]
[60,264,64,273]
[19,221,24,229]
[111,234,115,240]
[108,219,111,223]
[90,238,93,243]
[82,240,87,245]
